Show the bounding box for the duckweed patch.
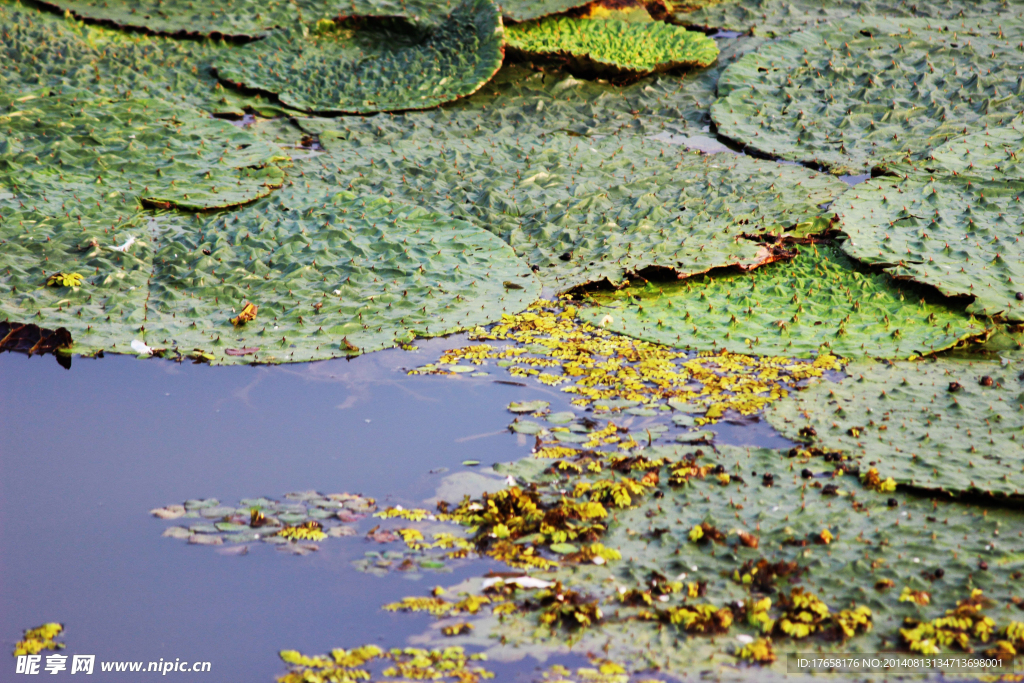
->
[711,16,1024,174]
[581,243,989,359]
[411,300,841,426]
[399,441,1024,672]
[213,0,504,114]
[505,16,718,77]
[766,359,1024,500]
[13,623,64,657]
[277,645,493,683]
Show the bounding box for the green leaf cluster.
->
[766,360,1024,499]
[836,173,1024,322]
[0,1,293,115]
[213,0,504,114]
[673,0,1018,36]
[40,0,301,38]
[580,243,989,358]
[295,131,845,290]
[295,37,763,144]
[505,16,719,76]
[711,16,1024,175]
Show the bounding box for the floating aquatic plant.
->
[214,0,504,114]
[505,16,718,77]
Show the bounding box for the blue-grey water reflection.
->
[0,336,793,681]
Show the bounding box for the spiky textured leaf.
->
[766,360,1024,500]
[836,175,1024,322]
[300,132,845,290]
[914,120,1024,182]
[1,187,539,363]
[39,0,300,38]
[0,93,283,216]
[505,16,718,76]
[0,1,295,115]
[673,0,1018,36]
[711,16,1024,174]
[295,35,763,143]
[580,243,988,358]
[213,0,504,114]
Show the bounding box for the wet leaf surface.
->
[766,358,1024,500]
[0,2,296,115]
[712,16,1024,174]
[581,243,989,359]
[673,0,1019,36]
[836,175,1024,322]
[298,131,844,291]
[295,35,762,143]
[40,0,302,38]
[213,0,504,114]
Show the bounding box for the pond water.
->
[0,330,799,680]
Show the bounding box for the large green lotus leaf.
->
[579,243,988,359]
[909,120,1024,183]
[504,16,718,76]
[295,34,762,143]
[0,1,296,116]
[1,188,539,363]
[836,175,1024,322]
[417,443,1024,670]
[303,133,845,290]
[766,360,1024,500]
[38,0,300,38]
[0,93,284,215]
[711,16,1024,175]
[213,0,504,114]
[673,0,1017,36]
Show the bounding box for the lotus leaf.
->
[504,16,718,77]
[39,0,301,38]
[2,180,539,362]
[711,16,1024,174]
[674,0,1017,36]
[1,93,284,213]
[295,36,762,145]
[213,0,504,114]
[912,120,1024,183]
[580,243,988,359]
[765,359,1024,500]
[836,176,1024,322]
[0,2,294,115]
[305,133,845,290]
